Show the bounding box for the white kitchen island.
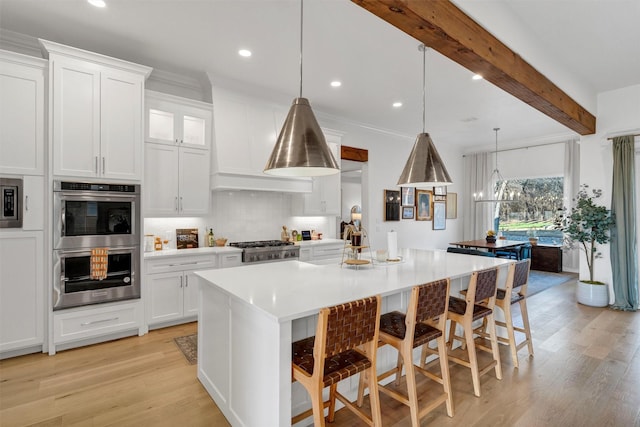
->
[195,248,511,427]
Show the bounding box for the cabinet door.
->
[0,56,45,175]
[179,147,210,215]
[147,271,184,324]
[0,231,44,352]
[183,271,200,316]
[144,143,180,216]
[22,175,44,231]
[101,71,143,180]
[146,98,177,145]
[52,58,100,177]
[181,105,211,149]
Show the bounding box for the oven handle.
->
[56,191,139,200]
[58,247,137,255]
[61,270,131,282]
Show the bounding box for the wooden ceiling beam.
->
[351,0,596,135]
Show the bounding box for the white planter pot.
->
[576,280,609,307]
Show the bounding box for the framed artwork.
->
[384,189,400,221]
[401,187,415,206]
[402,206,415,219]
[415,189,433,221]
[434,186,447,196]
[446,193,458,219]
[433,201,446,230]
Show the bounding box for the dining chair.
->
[446,267,502,397]
[358,279,454,426]
[291,295,382,426]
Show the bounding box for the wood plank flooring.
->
[1,279,639,427]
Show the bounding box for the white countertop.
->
[144,246,242,259]
[195,248,512,323]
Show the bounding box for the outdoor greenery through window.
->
[495,177,564,245]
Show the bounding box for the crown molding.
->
[0,29,42,58]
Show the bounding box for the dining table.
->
[450,239,525,257]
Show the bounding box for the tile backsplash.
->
[144,191,337,248]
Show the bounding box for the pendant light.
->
[397,45,452,187]
[474,128,519,202]
[264,0,339,177]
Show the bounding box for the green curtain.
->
[610,135,638,311]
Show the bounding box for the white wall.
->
[341,181,361,223]
[579,84,640,301]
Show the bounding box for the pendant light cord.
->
[422,44,426,133]
[299,0,304,98]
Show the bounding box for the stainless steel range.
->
[229,240,299,263]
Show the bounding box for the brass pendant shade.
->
[264,98,339,177]
[397,132,452,187]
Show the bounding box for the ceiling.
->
[1,0,639,151]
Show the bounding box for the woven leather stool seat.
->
[291,295,382,427]
[496,288,525,303]
[359,279,453,426]
[493,259,534,368]
[448,296,493,321]
[379,311,442,348]
[447,267,502,397]
[292,336,372,387]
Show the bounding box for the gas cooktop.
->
[229,240,294,249]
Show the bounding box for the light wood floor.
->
[1,279,639,427]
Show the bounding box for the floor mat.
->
[174,334,197,365]
[527,270,577,297]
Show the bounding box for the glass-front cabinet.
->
[145,90,211,150]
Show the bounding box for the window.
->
[495,177,564,245]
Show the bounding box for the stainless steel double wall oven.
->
[53,181,141,310]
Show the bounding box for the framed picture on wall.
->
[402,206,415,219]
[433,201,446,230]
[434,186,447,196]
[401,187,415,206]
[415,189,433,221]
[384,189,401,221]
[446,193,458,219]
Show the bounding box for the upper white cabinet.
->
[210,87,312,193]
[40,39,152,181]
[146,90,211,150]
[144,143,210,216]
[0,51,46,176]
[292,132,342,216]
[144,91,212,217]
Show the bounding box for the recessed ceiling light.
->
[238,49,252,57]
[330,81,342,88]
[472,74,483,80]
[392,102,403,108]
[88,0,106,7]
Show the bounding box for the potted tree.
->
[562,185,614,307]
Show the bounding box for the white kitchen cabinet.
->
[40,39,151,181]
[145,254,217,326]
[292,134,341,215]
[297,240,345,262]
[0,51,46,176]
[146,90,212,150]
[144,143,210,216]
[22,175,44,231]
[0,231,44,355]
[210,88,312,192]
[52,300,143,349]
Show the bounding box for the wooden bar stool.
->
[358,279,453,426]
[447,267,502,397]
[494,259,534,368]
[291,295,382,427]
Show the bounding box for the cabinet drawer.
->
[220,253,242,268]
[312,244,344,260]
[145,254,217,274]
[54,301,142,344]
